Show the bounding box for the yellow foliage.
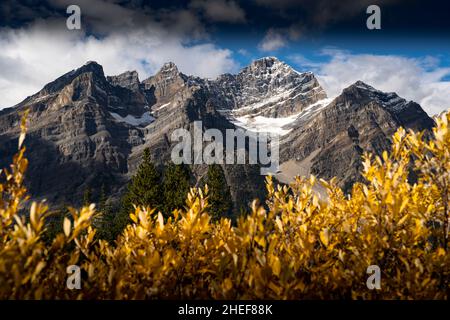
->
[0,112,449,299]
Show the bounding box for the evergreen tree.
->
[95,184,115,242]
[205,164,233,220]
[83,187,92,206]
[162,163,191,214]
[115,148,162,232]
[43,205,69,244]
[98,184,108,213]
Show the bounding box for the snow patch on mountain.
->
[231,113,299,135]
[110,111,155,127]
[152,102,171,112]
[295,98,334,120]
[231,87,298,112]
[230,97,334,136]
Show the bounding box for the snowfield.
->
[230,98,333,136]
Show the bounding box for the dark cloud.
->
[250,0,398,32]
[251,0,450,33]
[0,0,57,27]
[1,0,449,37]
[190,0,246,23]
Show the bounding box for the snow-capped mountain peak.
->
[213,57,327,119]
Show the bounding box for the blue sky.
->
[0,0,449,114]
[220,34,450,71]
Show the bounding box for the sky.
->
[0,0,449,115]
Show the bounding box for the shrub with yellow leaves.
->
[0,112,449,299]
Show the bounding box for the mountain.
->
[213,57,327,118]
[0,57,435,212]
[278,81,434,192]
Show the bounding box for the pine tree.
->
[83,187,92,206]
[205,164,233,220]
[162,163,191,215]
[98,184,108,214]
[115,148,162,233]
[95,184,115,242]
[43,205,69,244]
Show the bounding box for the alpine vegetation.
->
[0,112,448,299]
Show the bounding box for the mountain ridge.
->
[0,57,436,213]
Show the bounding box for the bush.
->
[0,112,449,299]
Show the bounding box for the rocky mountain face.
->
[211,57,327,118]
[0,57,435,212]
[279,81,434,192]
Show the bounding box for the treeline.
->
[48,149,233,242]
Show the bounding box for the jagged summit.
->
[248,56,281,67]
[161,61,178,70]
[71,60,105,78]
[255,56,279,62]
[144,61,183,81]
[219,57,326,117]
[159,61,178,71]
[339,80,418,115]
[107,70,140,91]
[110,70,139,78]
[351,80,378,90]
[84,60,100,66]
[242,56,292,75]
[346,80,400,97]
[10,61,107,109]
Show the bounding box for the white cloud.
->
[190,0,246,23]
[258,29,288,52]
[0,18,239,109]
[288,54,322,69]
[238,48,250,56]
[258,25,303,52]
[291,51,450,116]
